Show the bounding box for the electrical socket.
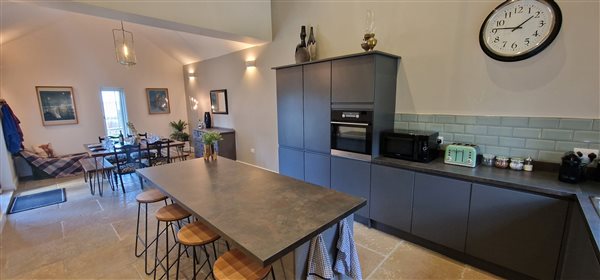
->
[573,148,599,156]
[437,136,444,145]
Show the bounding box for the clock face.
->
[480,0,562,61]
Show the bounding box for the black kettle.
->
[558,152,585,184]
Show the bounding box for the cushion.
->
[38,143,55,158]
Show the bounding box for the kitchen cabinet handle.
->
[331,121,370,126]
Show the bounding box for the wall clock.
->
[479,0,562,62]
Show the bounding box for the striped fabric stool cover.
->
[214,249,273,280]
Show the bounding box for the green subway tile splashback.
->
[395,113,599,163]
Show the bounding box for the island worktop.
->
[136,157,366,267]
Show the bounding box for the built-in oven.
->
[330,110,373,161]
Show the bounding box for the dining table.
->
[83,139,186,158]
[136,157,365,278]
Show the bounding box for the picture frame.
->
[36,86,78,126]
[146,88,170,114]
[210,89,228,114]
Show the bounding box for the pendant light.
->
[112,21,136,66]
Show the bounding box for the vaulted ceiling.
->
[1,1,270,65]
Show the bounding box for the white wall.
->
[0,122,18,190]
[184,1,599,171]
[1,13,187,155]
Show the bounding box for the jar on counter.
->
[524,157,533,172]
[482,154,495,166]
[495,156,509,169]
[510,157,524,171]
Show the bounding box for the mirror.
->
[210,89,228,114]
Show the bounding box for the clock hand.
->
[492,27,523,32]
[512,16,534,32]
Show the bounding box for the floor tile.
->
[357,244,385,278]
[354,222,401,255]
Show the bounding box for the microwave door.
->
[384,136,415,158]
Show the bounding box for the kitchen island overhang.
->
[136,157,366,273]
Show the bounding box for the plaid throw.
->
[20,151,87,178]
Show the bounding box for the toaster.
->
[444,144,481,168]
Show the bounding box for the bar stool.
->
[214,248,274,280]
[154,203,192,280]
[175,221,221,280]
[135,189,169,275]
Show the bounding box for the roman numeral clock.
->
[479,0,562,61]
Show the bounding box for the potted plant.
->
[201,131,223,160]
[169,120,190,142]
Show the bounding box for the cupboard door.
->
[370,164,414,232]
[331,56,374,103]
[303,62,331,154]
[412,173,471,252]
[466,184,568,280]
[559,203,600,279]
[278,147,304,181]
[276,66,303,149]
[304,152,330,188]
[331,156,371,218]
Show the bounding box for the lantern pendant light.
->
[112,21,136,66]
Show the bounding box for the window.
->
[100,88,129,137]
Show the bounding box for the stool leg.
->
[144,203,153,275]
[175,243,182,280]
[135,203,142,257]
[203,245,213,279]
[166,221,170,280]
[154,220,160,280]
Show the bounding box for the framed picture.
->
[36,86,78,126]
[146,88,170,114]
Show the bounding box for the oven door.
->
[331,121,372,159]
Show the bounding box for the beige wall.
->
[1,13,187,156]
[188,1,599,171]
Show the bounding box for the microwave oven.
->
[380,129,439,163]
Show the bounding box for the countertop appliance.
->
[331,110,373,161]
[380,129,439,163]
[444,143,481,168]
[558,152,586,184]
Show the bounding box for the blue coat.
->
[1,103,24,154]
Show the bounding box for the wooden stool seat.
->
[214,249,272,280]
[136,189,168,203]
[155,204,191,222]
[177,221,220,246]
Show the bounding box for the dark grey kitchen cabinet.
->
[304,151,330,188]
[559,203,600,279]
[412,173,471,252]
[331,55,374,103]
[370,164,414,232]
[466,183,568,280]
[303,61,331,154]
[331,156,370,218]
[278,147,304,181]
[276,66,303,149]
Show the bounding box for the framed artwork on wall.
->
[35,86,78,126]
[210,89,228,114]
[146,88,170,114]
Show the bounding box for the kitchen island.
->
[136,157,365,278]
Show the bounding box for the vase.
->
[295,26,310,63]
[307,26,317,61]
[210,144,218,160]
[203,145,211,160]
[204,112,212,128]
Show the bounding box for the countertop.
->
[137,158,365,266]
[271,50,401,70]
[194,127,235,134]
[372,156,600,259]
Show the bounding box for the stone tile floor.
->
[1,175,500,279]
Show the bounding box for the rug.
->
[8,188,66,214]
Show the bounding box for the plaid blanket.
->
[20,151,87,178]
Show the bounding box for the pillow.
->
[38,143,55,158]
[32,145,48,157]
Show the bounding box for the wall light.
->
[188,72,197,79]
[245,59,256,68]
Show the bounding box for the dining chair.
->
[112,143,148,193]
[147,140,171,166]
